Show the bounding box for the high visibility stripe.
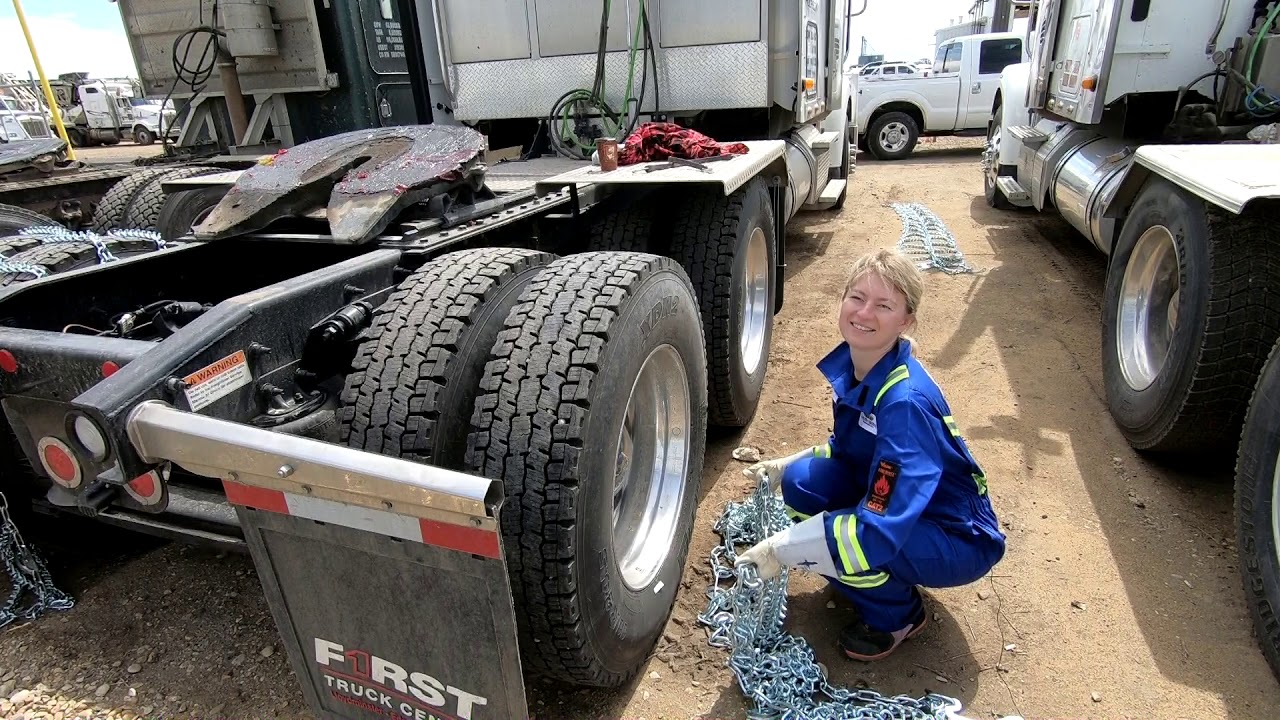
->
[838,571,889,589]
[812,442,832,459]
[221,480,501,559]
[833,515,856,575]
[973,472,988,496]
[943,415,961,437]
[834,513,870,575]
[874,365,910,406]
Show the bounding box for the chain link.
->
[18,226,118,263]
[890,203,975,276]
[699,477,974,720]
[0,491,74,630]
[0,258,49,278]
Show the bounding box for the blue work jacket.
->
[814,338,1004,575]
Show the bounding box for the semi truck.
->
[981,0,1280,680]
[0,0,861,716]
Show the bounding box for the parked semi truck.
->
[982,0,1280,679]
[0,0,860,716]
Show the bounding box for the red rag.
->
[617,122,749,166]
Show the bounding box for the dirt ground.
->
[2,137,1279,720]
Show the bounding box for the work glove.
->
[734,534,784,580]
[742,444,828,493]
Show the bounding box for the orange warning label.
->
[182,350,252,411]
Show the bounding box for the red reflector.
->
[102,360,120,377]
[0,350,17,373]
[129,472,155,498]
[44,444,75,481]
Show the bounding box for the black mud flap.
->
[194,125,488,244]
[226,480,527,720]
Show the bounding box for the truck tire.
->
[339,247,557,469]
[668,176,775,427]
[0,235,165,285]
[121,166,220,231]
[586,203,655,252]
[155,185,229,242]
[0,204,58,237]
[1236,338,1280,682]
[830,124,851,211]
[984,100,1016,210]
[867,111,919,161]
[1102,178,1280,453]
[90,168,176,233]
[133,127,155,146]
[466,252,707,687]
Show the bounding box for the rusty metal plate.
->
[194,125,487,244]
[0,139,68,177]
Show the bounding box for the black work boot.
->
[839,604,928,661]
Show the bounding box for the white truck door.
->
[78,85,117,130]
[963,36,1024,128]
[927,41,965,130]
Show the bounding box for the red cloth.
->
[617,122,749,166]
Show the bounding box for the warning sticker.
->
[182,350,252,411]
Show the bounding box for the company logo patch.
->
[314,638,488,719]
[865,460,899,515]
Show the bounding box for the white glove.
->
[734,534,784,580]
[742,444,826,493]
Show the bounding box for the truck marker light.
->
[37,436,82,488]
[102,360,120,377]
[0,350,17,373]
[1082,76,1097,91]
[73,414,108,461]
[125,469,165,505]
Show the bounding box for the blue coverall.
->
[780,338,1006,632]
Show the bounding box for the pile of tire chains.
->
[0,226,167,279]
[0,491,73,630]
[889,202,975,275]
[699,475,982,720]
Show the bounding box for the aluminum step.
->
[996,176,1031,203]
[809,131,842,150]
[1007,125,1049,146]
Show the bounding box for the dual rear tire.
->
[338,247,708,688]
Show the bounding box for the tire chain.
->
[0,491,74,630]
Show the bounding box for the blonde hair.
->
[842,249,925,315]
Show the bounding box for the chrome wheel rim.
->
[983,113,1001,190]
[1117,225,1181,392]
[878,122,909,153]
[611,344,691,591]
[740,226,769,376]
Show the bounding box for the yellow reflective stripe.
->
[838,571,889,589]
[874,365,910,406]
[943,415,961,437]
[785,505,812,521]
[841,514,870,574]
[833,515,856,575]
[812,442,831,459]
[973,472,988,496]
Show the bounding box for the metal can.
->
[596,138,619,171]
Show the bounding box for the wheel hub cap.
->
[611,344,691,590]
[740,227,769,376]
[880,122,909,153]
[1117,225,1181,392]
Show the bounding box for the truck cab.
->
[856,31,1025,160]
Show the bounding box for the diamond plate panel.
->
[450,42,769,121]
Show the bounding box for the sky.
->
[0,0,980,85]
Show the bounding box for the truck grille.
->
[21,118,51,138]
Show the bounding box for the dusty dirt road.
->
[2,140,1278,720]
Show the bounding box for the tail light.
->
[37,436,82,489]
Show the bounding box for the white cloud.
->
[0,14,139,81]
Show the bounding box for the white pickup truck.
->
[856,31,1026,160]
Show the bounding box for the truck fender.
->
[993,62,1032,167]
[1105,144,1280,220]
[856,91,927,137]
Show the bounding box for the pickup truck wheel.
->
[867,111,919,161]
[155,185,228,242]
[1235,339,1280,682]
[466,252,707,687]
[0,204,58,237]
[1102,177,1280,453]
[0,235,166,285]
[121,166,220,231]
[668,177,774,427]
[339,247,556,470]
[90,167,181,233]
